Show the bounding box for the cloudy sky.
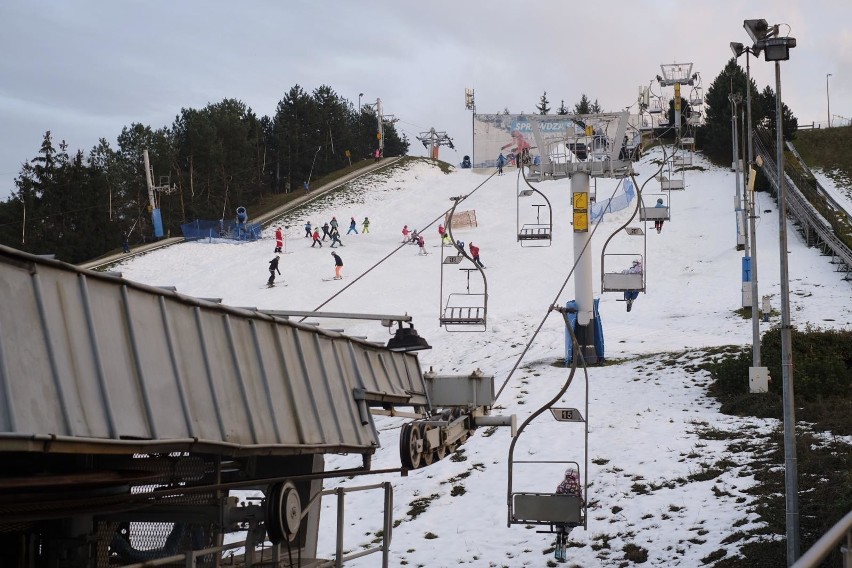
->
[1,0,849,198]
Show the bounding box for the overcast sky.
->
[1,0,849,199]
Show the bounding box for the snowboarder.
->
[268,254,281,287]
[331,251,343,279]
[401,224,411,242]
[417,234,426,255]
[553,468,584,562]
[362,216,370,233]
[311,228,323,247]
[496,152,506,175]
[622,259,643,312]
[304,221,312,238]
[329,227,344,248]
[321,221,331,241]
[347,216,358,234]
[654,198,666,234]
[469,242,485,268]
[274,226,283,252]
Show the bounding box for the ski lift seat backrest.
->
[511,493,583,525]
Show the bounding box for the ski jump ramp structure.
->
[0,244,497,567]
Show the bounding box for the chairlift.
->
[517,174,552,246]
[507,307,588,554]
[601,253,645,293]
[639,193,671,223]
[440,197,488,332]
[689,86,704,107]
[661,154,686,189]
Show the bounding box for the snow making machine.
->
[0,245,505,567]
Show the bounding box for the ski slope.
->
[115,148,852,567]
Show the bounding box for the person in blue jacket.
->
[496,152,506,175]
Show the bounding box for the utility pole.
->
[143,149,171,239]
[826,74,832,127]
[465,88,476,167]
[363,98,397,158]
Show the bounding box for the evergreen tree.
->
[557,100,569,115]
[574,94,591,115]
[590,99,602,113]
[536,91,550,115]
[759,85,798,141]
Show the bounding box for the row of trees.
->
[0,86,408,263]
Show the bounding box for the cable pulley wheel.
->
[400,423,423,469]
[266,481,302,544]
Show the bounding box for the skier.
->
[122,232,130,254]
[267,254,281,287]
[330,216,339,233]
[401,224,411,242]
[374,148,381,162]
[321,221,331,241]
[622,259,643,312]
[274,226,283,253]
[654,198,666,234]
[303,180,310,194]
[438,224,451,244]
[455,239,465,252]
[469,242,485,268]
[553,468,584,562]
[362,216,370,234]
[496,152,506,175]
[311,228,323,247]
[410,229,419,244]
[331,251,343,279]
[304,221,312,238]
[329,226,344,248]
[347,216,358,235]
[417,234,427,255]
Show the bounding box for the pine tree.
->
[574,94,591,115]
[557,100,569,115]
[536,91,551,115]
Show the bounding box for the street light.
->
[731,41,764,369]
[826,74,832,127]
[744,16,800,565]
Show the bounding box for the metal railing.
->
[790,509,852,568]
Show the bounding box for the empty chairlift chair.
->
[516,181,553,246]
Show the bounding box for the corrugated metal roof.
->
[0,245,428,457]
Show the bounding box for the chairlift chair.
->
[507,311,589,539]
[639,193,671,222]
[440,198,488,332]
[517,179,553,246]
[601,253,645,293]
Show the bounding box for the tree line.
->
[0,85,408,263]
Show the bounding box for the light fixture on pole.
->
[744,17,800,564]
[731,41,765,372]
[826,74,832,127]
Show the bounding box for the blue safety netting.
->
[590,179,636,223]
[180,219,263,242]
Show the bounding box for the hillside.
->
[113,149,852,567]
[794,125,852,198]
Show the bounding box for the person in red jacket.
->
[311,228,323,247]
[274,226,283,253]
[469,242,485,268]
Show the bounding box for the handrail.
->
[790,509,852,568]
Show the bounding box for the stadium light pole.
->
[731,41,762,368]
[826,74,832,127]
[744,18,799,565]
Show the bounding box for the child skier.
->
[274,227,283,253]
[311,228,323,247]
[321,221,331,241]
[304,221,312,238]
[553,468,584,562]
[331,251,343,279]
[347,217,358,235]
[417,234,426,255]
[268,254,281,287]
[401,224,411,242]
[469,242,485,268]
[362,216,370,233]
[329,227,344,248]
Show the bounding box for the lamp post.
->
[826,74,832,127]
[729,91,745,252]
[744,18,799,565]
[731,41,762,367]
[358,93,364,151]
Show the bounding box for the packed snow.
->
[115,147,852,567]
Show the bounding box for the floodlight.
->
[761,37,796,61]
[743,18,770,43]
[387,322,432,352]
[730,42,745,57]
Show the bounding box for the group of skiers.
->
[399,223,485,268]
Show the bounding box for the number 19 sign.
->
[550,407,585,423]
